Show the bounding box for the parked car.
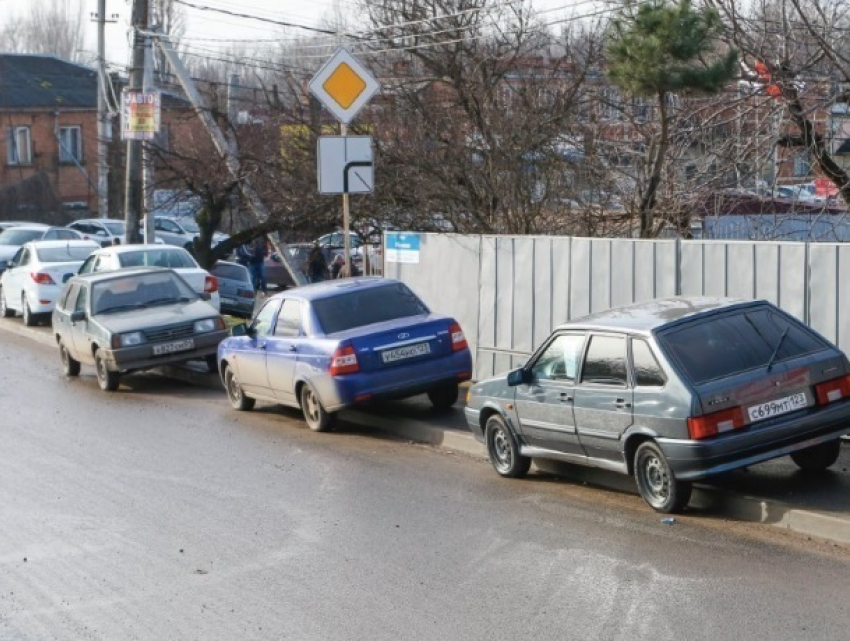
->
[210,260,254,318]
[218,277,473,431]
[465,297,850,514]
[77,244,221,311]
[315,230,380,274]
[0,239,99,325]
[0,225,84,273]
[53,267,228,390]
[264,242,312,290]
[151,215,229,251]
[67,218,129,246]
[0,221,48,232]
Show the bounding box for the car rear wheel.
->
[224,365,255,411]
[22,296,37,327]
[790,440,841,472]
[634,441,691,513]
[94,349,119,391]
[485,414,531,478]
[427,383,459,410]
[300,384,335,432]
[0,287,13,318]
[60,342,80,377]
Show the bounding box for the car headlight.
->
[194,318,218,333]
[118,331,145,347]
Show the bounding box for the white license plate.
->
[747,392,809,422]
[381,342,431,363]
[153,339,195,355]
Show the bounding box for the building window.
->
[58,126,83,163]
[793,151,811,176]
[7,126,32,165]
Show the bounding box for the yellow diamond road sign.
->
[309,47,380,125]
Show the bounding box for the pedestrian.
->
[307,242,328,283]
[248,236,268,295]
[330,254,345,279]
[235,242,251,268]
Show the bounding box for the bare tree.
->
[0,0,86,62]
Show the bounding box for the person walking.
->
[247,236,268,295]
[307,242,328,283]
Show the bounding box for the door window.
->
[74,286,88,314]
[580,335,628,386]
[631,339,666,387]
[59,284,79,311]
[251,301,278,337]
[530,333,585,382]
[275,300,302,337]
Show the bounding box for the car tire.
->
[224,365,255,411]
[22,296,37,327]
[485,414,531,478]
[427,383,459,410]
[0,287,13,318]
[205,354,218,374]
[94,349,119,391]
[634,441,691,514]
[300,384,335,432]
[790,440,841,472]
[60,342,80,377]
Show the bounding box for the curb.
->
[5,321,850,546]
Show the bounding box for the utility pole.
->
[92,1,118,219]
[123,0,149,244]
[142,0,155,244]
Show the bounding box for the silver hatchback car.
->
[465,297,850,513]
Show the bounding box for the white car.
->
[77,244,220,311]
[152,216,229,250]
[0,239,100,326]
[0,225,85,274]
[67,218,165,247]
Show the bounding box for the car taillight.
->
[329,345,359,376]
[687,406,746,440]
[449,322,467,351]
[204,275,218,293]
[30,272,55,285]
[815,374,850,405]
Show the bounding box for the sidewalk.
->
[5,319,850,546]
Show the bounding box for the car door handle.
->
[614,399,631,409]
[288,344,297,352]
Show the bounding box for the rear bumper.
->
[658,400,850,480]
[220,299,254,318]
[103,329,228,373]
[318,350,473,411]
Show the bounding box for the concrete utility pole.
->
[123,0,149,244]
[93,0,118,219]
[142,1,155,244]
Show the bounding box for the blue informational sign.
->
[385,233,421,264]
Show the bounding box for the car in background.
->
[210,260,254,318]
[52,267,228,390]
[218,277,472,431]
[0,221,48,232]
[67,218,128,246]
[0,239,99,325]
[152,215,229,251]
[264,242,312,290]
[0,225,84,273]
[465,297,850,514]
[77,244,221,311]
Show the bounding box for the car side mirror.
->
[70,310,86,322]
[5,260,12,269]
[230,322,249,337]
[507,368,530,387]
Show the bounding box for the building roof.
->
[0,54,99,109]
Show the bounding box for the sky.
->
[1,0,593,71]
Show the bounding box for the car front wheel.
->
[300,384,335,432]
[0,287,13,318]
[634,441,691,513]
[224,365,255,411]
[485,414,531,478]
[790,440,841,471]
[60,342,80,377]
[94,349,119,391]
[427,383,459,410]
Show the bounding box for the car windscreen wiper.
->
[98,303,146,314]
[766,327,789,372]
[144,296,193,306]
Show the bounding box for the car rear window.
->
[118,249,197,269]
[36,246,95,262]
[657,307,828,384]
[211,263,247,280]
[0,229,43,245]
[312,283,429,334]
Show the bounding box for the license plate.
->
[153,339,195,355]
[747,392,809,422]
[381,342,431,363]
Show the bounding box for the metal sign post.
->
[309,47,380,277]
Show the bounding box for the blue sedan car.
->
[217,277,473,431]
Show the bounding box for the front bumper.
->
[102,329,228,373]
[658,399,850,480]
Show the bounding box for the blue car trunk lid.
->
[344,317,455,373]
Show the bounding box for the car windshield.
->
[102,222,125,235]
[0,229,43,245]
[312,283,429,334]
[657,307,827,384]
[36,246,95,262]
[92,271,197,314]
[117,249,197,269]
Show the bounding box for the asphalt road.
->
[2,334,850,640]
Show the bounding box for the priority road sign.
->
[309,48,380,125]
